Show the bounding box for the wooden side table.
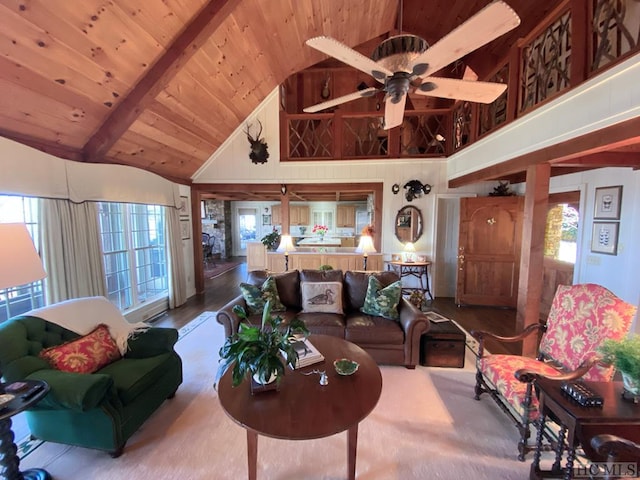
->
[0,380,51,480]
[530,378,640,480]
[387,261,433,300]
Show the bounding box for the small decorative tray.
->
[334,358,359,376]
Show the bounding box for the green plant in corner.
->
[215,300,309,388]
[598,335,640,393]
[261,228,281,251]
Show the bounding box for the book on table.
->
[289,336,324,369]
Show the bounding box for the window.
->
[98,202,167,311]
[312,210,334,232]
[0,195,45,322]
[544,203,578,264]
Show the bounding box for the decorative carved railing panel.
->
[592,0,640,71]
[400,113,447,156]
[288,117,333,159]
[519,10,571,114]
[342,116,387,157]
[478,64,509,138]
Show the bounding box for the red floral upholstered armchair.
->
[472,284,637,461]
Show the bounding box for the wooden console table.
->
[530,378,640,480]
[387,261,433,300]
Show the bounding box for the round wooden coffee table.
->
[217,334,382,480]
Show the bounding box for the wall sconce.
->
[276,235,296,271]
[403,242,416,263]
[280,184,287,195]
[355,235,376,271]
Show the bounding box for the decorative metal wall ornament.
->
[244,120,269,164]
[403,180,431,202]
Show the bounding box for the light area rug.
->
[21,313,536,479]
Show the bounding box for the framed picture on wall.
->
[178,196,189,218]
[591,221,619,255]
[593,185,622,219]
[262,214,271,225]
[180,219,190,240]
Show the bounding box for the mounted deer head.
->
[244,120,269,164]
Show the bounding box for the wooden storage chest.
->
[420,319,466,368]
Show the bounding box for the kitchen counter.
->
[296,237,342,246]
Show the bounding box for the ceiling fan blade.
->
[415,1,521,78]
[414,77,507,104]
[383,94,407,130]
[306,36,392,81]
[303,87,379,113]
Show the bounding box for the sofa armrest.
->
[216,296,249,337]
[125,327,178,358]
[25,369,115,412]
[398,299,429,366]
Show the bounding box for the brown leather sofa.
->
[216,269,429,368]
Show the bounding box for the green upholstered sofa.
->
[0,296,182,457]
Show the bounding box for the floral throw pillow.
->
[239,276,286,315]
[360,276,402,321]
[39,324,121,374]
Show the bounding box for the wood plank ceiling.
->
[4,0,621,193]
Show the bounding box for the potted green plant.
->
[215,300,309,391]
[598,335,640,395]
[261,229,281,251]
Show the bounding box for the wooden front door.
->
[456,196,524,307]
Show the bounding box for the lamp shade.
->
[0,223,47,290]
[403,242,416,262]
[276,234,296,254]
[355,235,376,254]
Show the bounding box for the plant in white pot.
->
[598,335,640,396]
[215,300,309,391]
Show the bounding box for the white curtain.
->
[39,199,107,303]
[166,206,187,308]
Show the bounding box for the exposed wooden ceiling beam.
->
[551,151,640,168]
[0,128,83,162]
[82,0,242,163]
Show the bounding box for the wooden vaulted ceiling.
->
[0,0,599,188]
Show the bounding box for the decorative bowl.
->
[334,358,359,376]
[0,393,15,408]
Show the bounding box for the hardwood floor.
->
[154,259,521,355]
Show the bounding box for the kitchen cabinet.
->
[336,205,356,227]
[271,205,281,225]
[247,242,267,270]
[290,205,309,225]
[270,205,308,226]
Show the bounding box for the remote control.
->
[21,384,44,401]
[561,381,604,407]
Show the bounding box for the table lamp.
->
[355,235,376,271]
[276,235,296,271]
[0,223,47,380]
[403,242,416,263]
[0,223,47,290]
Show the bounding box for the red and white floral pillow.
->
[39,324,121,374]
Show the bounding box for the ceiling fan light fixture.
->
[386,73,411,103]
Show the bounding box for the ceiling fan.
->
[303,1,521,130]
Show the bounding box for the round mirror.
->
[395,206,422,243]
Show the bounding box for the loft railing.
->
[281,110,450,161]
[280,0,640,162]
